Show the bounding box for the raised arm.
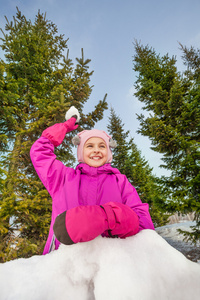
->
[30,107,79,196]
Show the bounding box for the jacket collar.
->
[76,163,121,176]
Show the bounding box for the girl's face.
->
[83,137,108,167]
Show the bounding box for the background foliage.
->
[0,9,107,262]
[133,41,200,243]
[107,108,169,227]
[1,8,199,262]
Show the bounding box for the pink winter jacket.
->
[30,136,155,254]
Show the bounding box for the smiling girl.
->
[83,137,108,167]
[30,107,154,254]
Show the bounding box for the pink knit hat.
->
[72,129,117,163]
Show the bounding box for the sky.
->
[1,0,200,176]
[1,227,200,299]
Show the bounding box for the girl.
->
[30,107,154,254]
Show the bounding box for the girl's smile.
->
[83,137,108,167]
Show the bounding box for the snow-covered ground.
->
[156,221,200,263]
[1,226,200,300]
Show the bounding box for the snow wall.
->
[1,229,200,300]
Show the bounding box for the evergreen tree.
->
[132,41,200,242]
[126,141,169,226]
[107,108,168,227]
[0,8,107,261]
[107,107,130,174]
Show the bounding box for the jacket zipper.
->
[48,234,56,253]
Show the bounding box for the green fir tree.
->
[0,8,107,261]
[107,108,168,227]
[133,41,200,242]
[126,141,169,226]
[107,107,130,174]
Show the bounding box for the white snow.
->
[156,221,198,242]
[1,229,200,300]
[65,106,80,123]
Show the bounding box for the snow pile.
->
[1,230,200,300]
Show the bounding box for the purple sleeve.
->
[30,136,72,197]
[120,175,155,231]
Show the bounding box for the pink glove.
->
[102,202,139,238]
[53,202,139,245]
[41,117,78,147]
